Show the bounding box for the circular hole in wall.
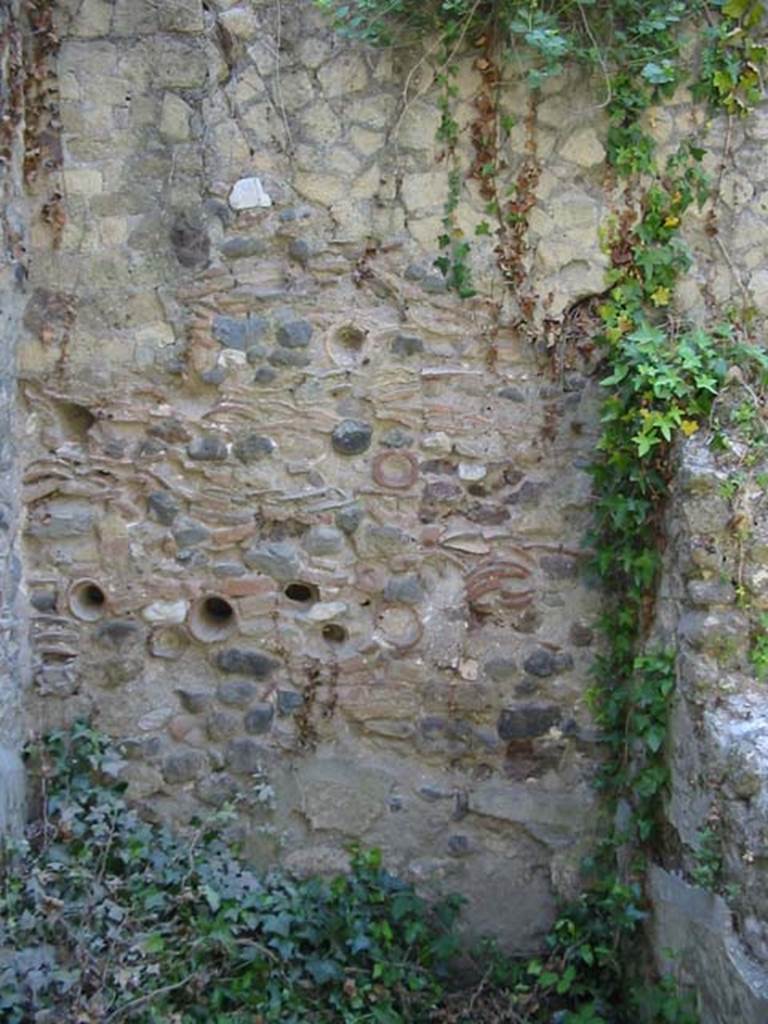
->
[188,594,237,642]
[69,579,108,622]
[336,324,366,350]
[326,323,369,368]
[284,581,319,604]
[322,622,348,644]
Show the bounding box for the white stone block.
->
[142,600,189,624]
[229,176,272,210]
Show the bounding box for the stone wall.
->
[649,431,768,1021]
[8,0,768,979]
[17,0,612,946]
[0,0,27,836]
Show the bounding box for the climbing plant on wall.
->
[315,0,768,1019]
[317,0,766,288]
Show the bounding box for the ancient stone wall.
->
[17,0,612,946]
[9,0,768,980]
[649,432,768,1021]
[0,0,28,835]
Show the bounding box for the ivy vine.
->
[316,0,768,1019]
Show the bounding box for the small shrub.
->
[0,724,462,1023]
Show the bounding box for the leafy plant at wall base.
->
[1,724,463,1023]
[2,723,708,1024]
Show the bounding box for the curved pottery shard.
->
[465,560,534,611]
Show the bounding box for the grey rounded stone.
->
[206,710,240,741]
[497,703,561,740]
[226,737,267,775]
[218,236,266,259]
[335,503,363,535]
[30,587,57,612]
[391,333,424,357]
[212,562,247,578]
[215,647,279,679]
[163,750,207,785]
[268,348,311,368]
[170,212,209,269]
[421,273,447,293]
[233,433,276,464]
[423,479,463,504]
[95,619,143,648]
[120,736,162,761]
[217,679,258,706]
[196,772,239,807]
[303,525,344,556]
[148,418,190,443]
[506,480,546,507]
[276,318,313,348]
[200,366,228,386]
[254,367,278,385]
[498,386,525,402]
[244,703,275,734]
[147,490,180,525]
[279,206,311,222]
[418,785,448,802]
[245,344,267,365]
[187,434,228,461]
[404,262,426,281]
[383,574,424,605]
[687,579,737,606]
[380,427,413,448]
[288,238,312,264]
[171,515,210,547]
[243,541,300,580]
[447,834,471,856]
[331,419,373,456]
[136,438,166,459]
[484,657,517,682]
[522,649,557,678]
[176,689,213,714]
[204,198,233,227]
[212,315,249,350]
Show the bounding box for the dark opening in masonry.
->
[322,623,347,644]
[284,582,318,603]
